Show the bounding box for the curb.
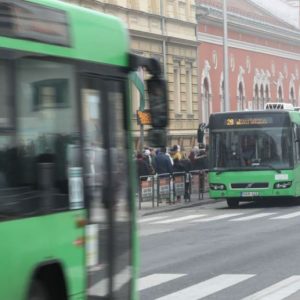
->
[140,198,220,216]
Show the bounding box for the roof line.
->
[245,0,297,29]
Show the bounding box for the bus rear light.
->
[209,183,226,190]
[73,237,85,247]
[274,181,292,189]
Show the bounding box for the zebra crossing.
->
[139,209,300,225]
[139,273,300,300]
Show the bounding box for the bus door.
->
[80,76,132,300]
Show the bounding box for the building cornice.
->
[102,1,197,26]
[130,29,199,47]
[197,4,300,46]
[198,32,300,61]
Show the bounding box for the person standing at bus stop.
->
[143,148,156,175]
[154,147,173,175]
[136,153,151,181]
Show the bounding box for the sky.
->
[250,0,299,27]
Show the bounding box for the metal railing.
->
[138,169,209,209]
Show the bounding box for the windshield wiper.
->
[215,164,281,174]
[256,164,281,173]
[215,168,235,175]
[216,169,225,175]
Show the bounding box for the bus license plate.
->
[241,192,259,197]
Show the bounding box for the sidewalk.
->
[138,192,216,217]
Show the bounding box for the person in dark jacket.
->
[172,157,192,202]
[136,153,151,181]
[154,147,173,175]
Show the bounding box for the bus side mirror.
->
[197,123,206,144]
[197,128,204,144]
[147,76,168,128]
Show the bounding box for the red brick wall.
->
[198,24,300,113]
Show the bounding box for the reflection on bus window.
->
[0,59,81,217]
[212,128,293,169]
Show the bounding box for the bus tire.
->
[227,198,239,208]
[28,280,49,300]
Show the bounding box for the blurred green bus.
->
[0,0,168,299]
[208,107,300,208]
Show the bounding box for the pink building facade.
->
[197,0,300,123]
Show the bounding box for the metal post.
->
[223,0,230,112]
[140,124,144,152]
[138,177,142,210]
[299,0,300,28]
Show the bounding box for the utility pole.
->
[298,0,300,29]
[223,0,230,111]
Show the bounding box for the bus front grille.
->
[231,182,269,189]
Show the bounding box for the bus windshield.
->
[211,127,293,170]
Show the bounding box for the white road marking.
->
[139,216,168,223]
[242,276,300,300]
[155,274,255,300]
[138,273,186,291]
[88,266,131,296]
[139,228,173,237]
[152,214,206,224]
[230,212,277,221]
[270,211,300,220]
[191,213,245,222]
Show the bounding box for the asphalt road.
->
[139,198,300,300]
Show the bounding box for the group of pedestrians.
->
[135,145,209,201]
[136,144,209,177]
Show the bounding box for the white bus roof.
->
[264,102,294,110]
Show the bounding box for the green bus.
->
[208,108,300,208]
[0,0,168,299]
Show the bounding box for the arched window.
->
[265,85,269,104]
[203,78,210,123]
[290,87,295,106]
[259,84,264,109]
[238,82,244,111]
[254,84,259,110]
[220,80,224,112]
[278,86,283,102]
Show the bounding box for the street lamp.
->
[223,0,230,111]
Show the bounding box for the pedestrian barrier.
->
[157,173,172,206]
[172,172,186,202]
[201,169,209,195]
[138,176,155,209]
[138,169,209,209]
[189,170,201,200]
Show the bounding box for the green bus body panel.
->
[0,0,129,67]
[0,210,86,299]
[289,111,300,123]
[209,168,300,199]
[0,1,137,299]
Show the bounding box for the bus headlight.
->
[274,181,292,189]
[209,183,226,190]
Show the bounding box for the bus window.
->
[0,59,80,215]
[83,77,132,299]
[106,80,131,300]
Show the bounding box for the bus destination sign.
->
[225,117,273,126]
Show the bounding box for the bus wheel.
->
[227,198,239,208]
[28,280,49,300]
